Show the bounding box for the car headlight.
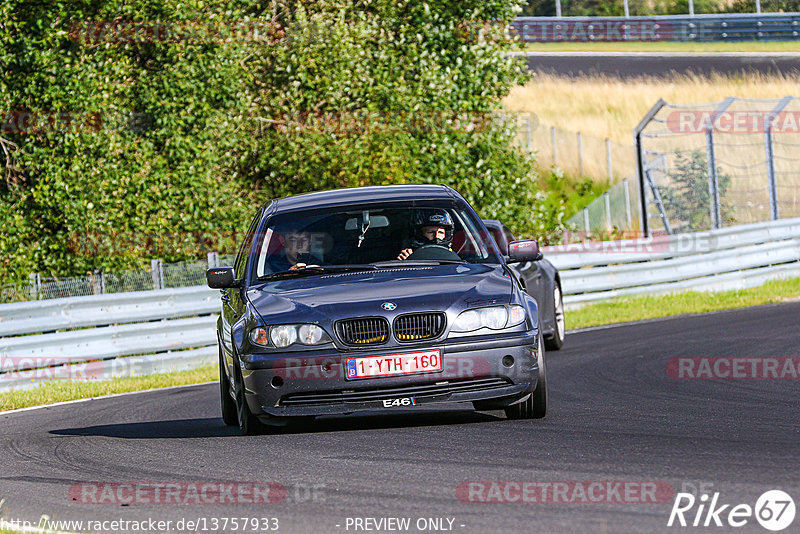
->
[451,305,527,333]
[250,324,332,348]
[269,325,298,348]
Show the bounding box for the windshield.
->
[253,202,500,278]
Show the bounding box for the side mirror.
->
[206,266,240,289]
[507,239,543,263]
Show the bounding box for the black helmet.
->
[411,208,454,248]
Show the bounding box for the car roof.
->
[270,184,459,212]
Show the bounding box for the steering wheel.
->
[406,245,462,261]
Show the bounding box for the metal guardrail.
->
[544,217,800,307]
[551,218,800,269]
[0,285,220,392]
[0,286,218,337]
[511,13,800,42]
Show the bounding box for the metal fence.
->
[566,176,641,235]
[519,119,635,183]
[569,97,800,238]
[511,13,800,42]
[1,253,235,303]
[635,97,800,237]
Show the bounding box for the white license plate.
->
[345,349,442,380]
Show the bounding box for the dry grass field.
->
[504,72,800,226]
[504,72,800,145]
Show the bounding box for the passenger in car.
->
[267,230,323,271]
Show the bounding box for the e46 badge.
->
[383,397,416,407]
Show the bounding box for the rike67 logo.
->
[668,490,795,531]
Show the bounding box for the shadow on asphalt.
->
[50,409,505,439]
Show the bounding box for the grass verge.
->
[0,364,216,412]
[523,41,800,53]
[568,276,800,329]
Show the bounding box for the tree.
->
[660,150,734,232]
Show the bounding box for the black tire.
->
[233,353,264,436]
[219,346,238,426]
[505,333,547,420]
[544,282,565,351]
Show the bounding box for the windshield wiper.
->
[258,264,379,280]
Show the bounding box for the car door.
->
[220,208,262,371]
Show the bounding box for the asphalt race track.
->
[2,301,799,533]
[520,52,800,78]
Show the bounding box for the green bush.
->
[1,0,555,283]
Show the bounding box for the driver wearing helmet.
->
[397,209,455,260]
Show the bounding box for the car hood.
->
[247,264,514,323]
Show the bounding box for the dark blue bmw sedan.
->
[207,184,547,434]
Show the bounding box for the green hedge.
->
[1,0,561,281]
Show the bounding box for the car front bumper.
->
[239,330,540,419]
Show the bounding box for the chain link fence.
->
[637,97,800,236]
[518,117,636,182]
[567,177,641,236]
[1,253,236,303]
[564,97,800,238]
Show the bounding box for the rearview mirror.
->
[507,239,543,263]
[206,266,240,289]
[345,215,389,230]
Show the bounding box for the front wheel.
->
[544,283,565,351]
[233,354,265,436]
[505,333,547,420]
[219,346,238,426]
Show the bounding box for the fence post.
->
[577,132,583,176]
[583,208,590,234]
[604,192,612,231]
[91,269,105,295]
[28,272,41,300]
[765,125,779,220]
[634,99,667,238]
[705,129,721,229]
[704,98,734,230]
[765,97,792,221]
[525,119,532,152]
[551,126,557,166]
[151,259,164,290]
[606,138,613,182]
[207,252,220,268]
[623,178,633,229]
